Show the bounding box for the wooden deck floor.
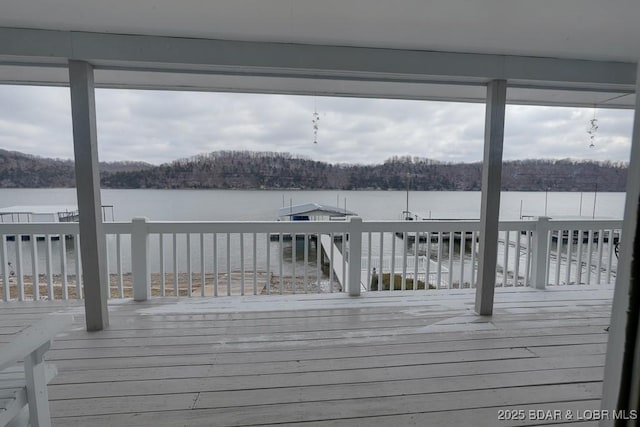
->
[1,286,614,426]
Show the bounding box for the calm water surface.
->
[0,188,626,221]
[0,189,625,279]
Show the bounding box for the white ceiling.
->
[1,0,639,62]
[0,1,637,107]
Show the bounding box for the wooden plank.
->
[46,314,611,340]
[48,354,604,399]
[50,392,199,418]
[46,323,608,354]
[49,307,613,332]
[50,383,602,427]
[48,332,607,371]
[48,332,607,362]
[46,326,609,362]
[527,343,608,357]
[191,368,603,410]
[50,346,537,387]
[286,400,602,427]
[49,368,603,419]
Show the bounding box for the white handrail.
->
[0,217,622,301]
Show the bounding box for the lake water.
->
[0,188,626,221]
[0,189,625,285]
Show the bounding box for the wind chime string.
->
[587,107,598,148]
[312,98,320,144]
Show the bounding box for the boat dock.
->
[319,234,367,293]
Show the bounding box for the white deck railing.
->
[0,217,622,301]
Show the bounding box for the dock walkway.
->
[319,234,367,292]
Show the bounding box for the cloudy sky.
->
[0,85,633,165]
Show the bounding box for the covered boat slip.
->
[2,285,612,426]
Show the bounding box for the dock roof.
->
[278,203,356,218]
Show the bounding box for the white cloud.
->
[0,85,633,165]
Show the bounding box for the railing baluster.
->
[459,232,465,289]
[316,233,321,293]
[75,234,82,299]
[227,233,231,296]
[401,232,407,291]
[448,232,454,289]
[45,235,53,300]
[576,231,583,284]
[213,233,218,297]
[291,232,296,295]
[240,232,245,296]
[60,234,68,300]
[329,232,334,293]
[471,231,477,287]
[544,230,552,286]
[187,233,192,296]
[596,229,604,285]
[342,231,347,293]
[514,231,521,287]
[303,234,309,293]
[426,232,432,289]
[586,230,594,285]
[172,233,178,296]
[414,231,420,291]
[523,231,531,287]
[367,232,372,291]
[1,235,9,301]
[436,232,442,289]
[279,233,284,294]
[555,229,562,286]
[566,230,573,285]
[390,233,396,291]
[16,236,24,301]
[606,229,614,284]
[253,233,257,295]
[266,234,271,295]
[200,233,206,297]
[502,231,509,287]
[117,233,124,298]
[104,234,110,298]
[378,232,384,291]
[159,233,165,296]
[31,234,39,300]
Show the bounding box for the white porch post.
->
[69,60,109,331]
[601,64,640,422]
[475,79,507,316]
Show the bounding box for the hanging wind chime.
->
[312,100,320,144]
[587,107,598,148]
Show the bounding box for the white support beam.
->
[601,63,640,424]
[475,79,507,316]
[69,60,109,331]
[0,27,636,109]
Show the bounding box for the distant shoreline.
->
[1,149,628,192]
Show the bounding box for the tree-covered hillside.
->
[0,149,627,191]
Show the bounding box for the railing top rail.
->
[0,222,79,234]
[146,220,351,234]
[0,218,623,235]
[362,220,481,233]
[546,219,623,229]
[498,221,537,231]
[104,222,134,234]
